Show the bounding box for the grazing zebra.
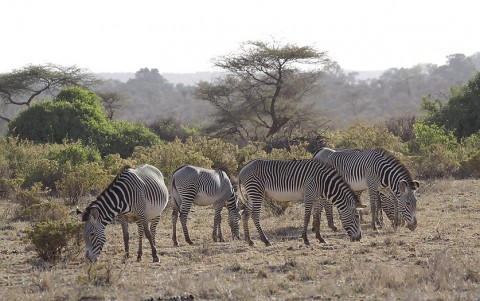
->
[313,148,420,231]
[312,147,390,231]
[76,164,169,263]
[238,159,365,246]
[170,165,240,246]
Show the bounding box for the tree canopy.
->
[0,64,100,123]
[194,40,330,143]
[8,86,159,158]
[421,71,480,138]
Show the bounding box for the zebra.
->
[238,158,365,246]
[170,165,240,246]
[312,147,389,231]
[76,164,169,263]
[313,148,420,231]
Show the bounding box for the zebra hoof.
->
[264,241,272,247]
[136,257,142,262]
[248,240,255,246]
[187,240,194,245]
[153,257,159,263]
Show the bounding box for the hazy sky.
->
[2,0,478,74]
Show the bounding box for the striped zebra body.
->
[170,165,240,246]
[77,164,169,263]
[238,159,365,246]
[313,148,388,230]
[313,148,419,231]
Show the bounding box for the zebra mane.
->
[93,165,132,202]
[375,148,414,180]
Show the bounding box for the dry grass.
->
[1,179,479,300]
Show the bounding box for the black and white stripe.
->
[313,148,420,231]
[77,164,169,262]
[170,165,240,246]
[238,159,365,246]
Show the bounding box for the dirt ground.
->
[0,178,479,300]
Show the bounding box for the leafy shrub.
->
[47,142,101,167]
[56,163,110,205]
[102,153,134,176]
[21,201,69,223]
[327,124,405,152]
[24,220,83,262]
[412,122,458,153]
[412,144,460,179]
[15,182,51,214]
[184,137,239,177]
[148,116,198,142]
[458,151,480,178]
[132,140,213,182]
[22,158,61,191]
[96,121,160,158]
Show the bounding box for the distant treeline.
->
[97,52,480,129]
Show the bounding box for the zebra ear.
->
[76,207,84,221]
[399,180,408,192]
[412,180,420,190]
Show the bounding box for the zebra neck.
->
[89,198,123,226]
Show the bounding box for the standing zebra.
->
[312,147,395,231]
[313,148,420,231]
[76,164,169,263]
[238,159,365,246]
[170,165,240,246]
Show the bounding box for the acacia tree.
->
[194,40,330,143]
[0,64,100,122]
[96,91,126,120]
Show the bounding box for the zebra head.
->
[76,206,107,263]
[339,197,366,242]
[397,179,420,231]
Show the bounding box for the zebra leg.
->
[325,200,338,232]
[302,197,316,246]
[212,203,224,242]
[149,216,160,249]
[242,205,254,246]
[311,199,320,232]
[135,221,144,262]
[312,200,326,243]
[180,201,194,245]
[368,188,380,231]
[140,220,159,263]
[172,207,180,247]
[251,200,270,246]
[118,216,130,262]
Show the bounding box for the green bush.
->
[412,122,458,152]
[184,137,239,177]
[47,142,101,167]
[56,163,110,205]
[412,144,460,179]
[458,151,480,178]
[24,220,83,262]
[15,182,51,214]
[96,121,160,158]
[132,140,213,182]
[327,124,405,152]
[21,201,69,223]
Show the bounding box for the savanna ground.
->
[0,179,479,301]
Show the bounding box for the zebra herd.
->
[76,148,420,263]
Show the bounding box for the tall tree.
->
[0,64,100,122]
[422,71,480,138]
[194,40,330,143]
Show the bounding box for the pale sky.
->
[2,0,479,74]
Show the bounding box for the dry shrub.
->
[21,201,68,223]
[24,219,83,262]
[412,144,460,179]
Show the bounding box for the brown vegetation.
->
[0,178,479,300]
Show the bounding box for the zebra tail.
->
[170,177,182,211]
